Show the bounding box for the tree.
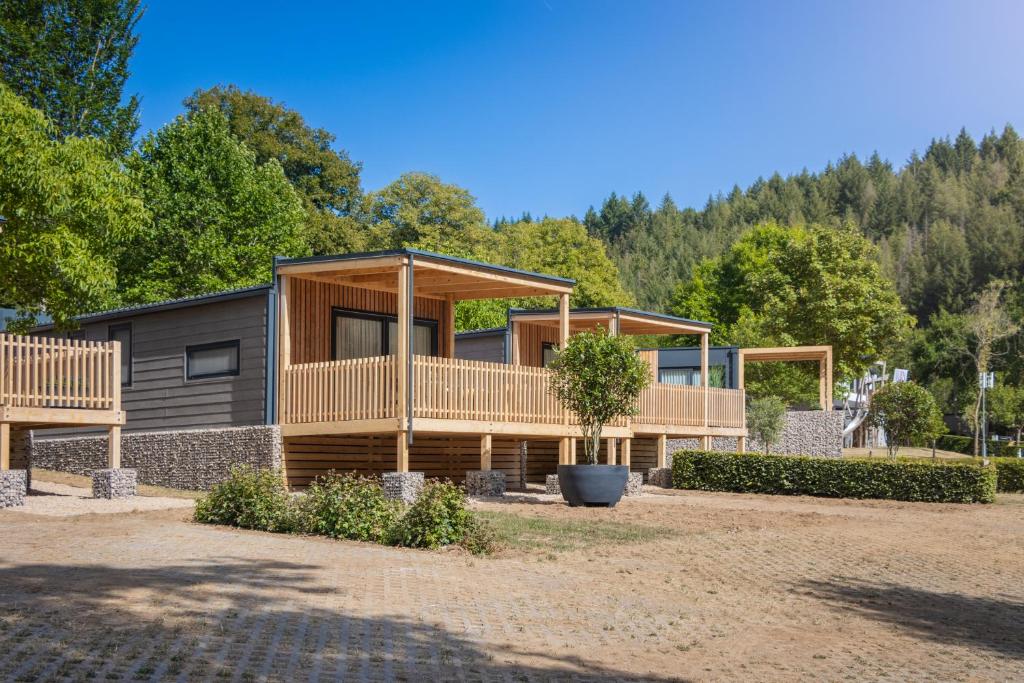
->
[0,0,143,156]
[362,172,488,255]
[673,222,914,403]
[548,331,651,464]
[867,382,946,459]
[184,85,366,254]
[962,281,1020,457]
[746,396,786,455]
[118,108,307,303]
[0,84,145,330]
[989,383,1024,457]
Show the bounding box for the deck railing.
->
[279,354,746,431]
[281,355,397,424]
[412,355,567,424]
[0,333,118,410]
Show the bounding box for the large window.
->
[186,340,240,380]
[108,323,132,386]
[332,309,438,361]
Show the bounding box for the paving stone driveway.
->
[1,490,1022,682]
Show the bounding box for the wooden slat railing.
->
[281,355,397,424]
[636,383,705,426]
[0,333,117,410]
[412,355,567,424]
[708,387,746,429]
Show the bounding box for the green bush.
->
[932,434,1016,457]
[295,473,400,543]
[993,457,1024,492]
[389,480,492,553]
[672,450,996,503]
[194,466,295,531]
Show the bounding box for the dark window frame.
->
[107,323,133,387]
[330,307,439,360]
[541,341,558,367]
[185,339,241,381]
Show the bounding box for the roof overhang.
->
[508,307,712,336]
[739,346,832,363]
[275,249,574,301]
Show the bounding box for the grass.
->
[476,510,670,552]
[842,446,971,461]
[31,468,202,500]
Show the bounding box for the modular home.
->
[15,249,748,494]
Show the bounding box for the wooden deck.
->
[0,333,124,470]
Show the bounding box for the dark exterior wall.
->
[655,346,740,389]
[454,331,506,363]
[37,292,269,434]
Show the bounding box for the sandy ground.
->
[1,485,1022,681]
[6,479,195,517]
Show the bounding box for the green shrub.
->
[993,457,1024,492]
[194,466,295,531]
[932,434,1016,457]
[295,473,399,543]
[389,480,492,553]
[672,450,996,503]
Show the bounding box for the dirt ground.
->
[1,484,1022,682]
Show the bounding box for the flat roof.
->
[507,306,712,335]
[275,248,575,286]
[30,284,272,331]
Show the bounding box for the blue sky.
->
[129,0,1024,220]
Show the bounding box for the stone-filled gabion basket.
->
[0,470,27,508]
[92,468,138,499]
[623,472,643,497]
[465,470,506,497]
[382,472,424,504]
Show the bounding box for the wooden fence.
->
[281,355,397,424]
[0,333,118,410]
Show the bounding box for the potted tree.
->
[547,329,651,507]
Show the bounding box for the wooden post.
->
[656,433,667,469]
[480,434,492,470]
[511,321,521,365]
[570,438,577,465]
[621,438,631,468]
[558,292,571,466]
[112,339,122,417]
[700,435,711,451]
[737,347,747,454]
[820,348,833,411]
[701,332,710,432]
[396,261,410,472]
[277,275,291,423]
[107,425,121,469]
[445,293,456,359]
[606,437,617,465]
[559,438,571,465]
[0,422,9,470]
[737,435,746,453]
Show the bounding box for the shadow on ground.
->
[0,558,684,681]
[800,577,1024,660]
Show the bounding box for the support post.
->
[396,260,411,472]
[701,332,710,431]
[570,438,577,465]
[820,348,833,411]
[559,438,571,466]
[700,435,711,451]
[107,425,121,469]
[621,438,631,468]
[480,434,492,470]
[0,422,9,470]
[606,437,617,465]
[656,433,667,469]
[558,292,571,465]
[737,436,746,453]
[277,275,291,422]
[445,293,456,359]
[511,321,521,365]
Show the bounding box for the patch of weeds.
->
[476,511,671,552]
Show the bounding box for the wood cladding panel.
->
[284,434,523,490]
[514,322,559,368]
[288,278,453,365]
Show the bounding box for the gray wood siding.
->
[454,333,506,363]
[38,293,269,434]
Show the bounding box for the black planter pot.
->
[557,464,629,508]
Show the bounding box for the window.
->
[108,323,132,386]
[659,365,728,388]
[332,308,438,360]
[186,340,240,380]
[541,342,558,367]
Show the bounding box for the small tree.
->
[990,383,1024,458]
[548,330,651,465]
[747,396,786,455]
[867,382,946,459]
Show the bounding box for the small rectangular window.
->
[108,323,132,386]
[186,340,240,380]
[542,342,558,367]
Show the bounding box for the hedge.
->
[672,450,997,503]
[993,457,1024,493]
[930,434,1018,457]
